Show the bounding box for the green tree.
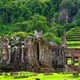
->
[15,20,34,32]
[60,0,76,18]
[12,31,27,40]
[73,19,80,26]
[58,9,69,24]
[31,13,48,32]
[64,23,75,31]
[18,2,32,22]
[60,0,75,11]
[43,32,61,45]
[50,22,64,37]
[75,9,80,20]
[15,14,48,33]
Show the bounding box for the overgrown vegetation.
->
[0,0,80,45]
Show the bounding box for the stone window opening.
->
[74,57,79,66]
[66,57,72,65]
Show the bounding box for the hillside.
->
[0,0,80,45]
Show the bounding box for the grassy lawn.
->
[0,72,80,80]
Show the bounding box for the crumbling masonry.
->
[0,30,80,72]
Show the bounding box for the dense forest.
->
[0,0,80,45]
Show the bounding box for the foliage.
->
[58,9,68,25]
[50,22,64,37]
[64,23,75,31]
[73,19,80,26]
[12,31,27,40]
[43,32,61,45]
[75,9,80,20]
[0,24,15,35]
[15,20,34,32]
[31,13,48,33]
[60,0,76,16]
[15,14,48,33]
[0,0,80,45]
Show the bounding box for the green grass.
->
[0,72,80,80]
[66,41,80,48]
[67,41,80,44]
[67,46,80,48]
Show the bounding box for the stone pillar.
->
[34,30,43,62]
[8,45,11,64]
[62,29,66,48]
[71,53,74,66]
[21,44,25,63]
[2,36,10,64]
[24,36,33,64]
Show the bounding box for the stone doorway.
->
[36,42,39,63]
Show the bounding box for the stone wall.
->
[0,35,80,72]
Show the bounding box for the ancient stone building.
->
[0,30,80,72]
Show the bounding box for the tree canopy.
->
[0,0,80,45]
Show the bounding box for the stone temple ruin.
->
[0,30,80,73]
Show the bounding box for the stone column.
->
[2,36,10,64]
[71,53,74,66]
[62,29,66,48]
[34,30,43,63]
[7,45,11,64]
[21,44,25,63]
[24,36,33,64]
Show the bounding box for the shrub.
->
[64,23,75,31]
[43,32,61,45]
[73,19,80,26]
[12,31,27,40]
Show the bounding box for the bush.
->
[73,19,80,26]
[12,31,27,40]
[50,22,64,37]
[64,23,75,31]
[27,32,34,37]
[43,32,61,45]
